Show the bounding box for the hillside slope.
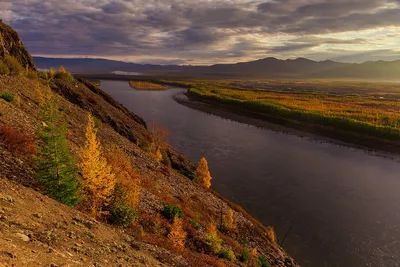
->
[0,21,298,267]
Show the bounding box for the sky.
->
[1,0,400,65]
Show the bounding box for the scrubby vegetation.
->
[4,55,24,75]
[129,80,168,90]
[0,91,14,102]
[156,78,400,150]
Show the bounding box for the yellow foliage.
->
[49,68,56,78]
[14,93,21,106]
[35,83,45,105]
[168,218,187,248]
[250,248,258,258]
[266,226,277,244]
[129,81,167,90]
[105,145,141,207]
[205,223,222,254]
[79,113,116,217]
[223,209,235,230]
[196,157,212,188]
[154,148,162,161]
[58,66,67,73]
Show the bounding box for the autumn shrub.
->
[54,66,74,83]
[108,186,138,227]
[258,255,270,267]
[0,125,36,155]
[4,55,24,75]
[38,71,49,80]
[239,249,250,262]
[26,70,38,80]
[265,226,277,244]
[204,224,223,255]
[218,249,235,262]
[223,209,235,230]
[0,60,10,75]
[105,146,141,207]
[168,218,187,248]
[161,204,184,221]
[0,92,14,102]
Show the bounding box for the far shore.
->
[174,92,400,160]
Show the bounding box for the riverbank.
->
[174,92,400,158]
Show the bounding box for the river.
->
[100,80,400,267]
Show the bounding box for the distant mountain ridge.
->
[33,56,400,80]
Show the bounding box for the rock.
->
[15,233,30,242]
[0,21,36,70]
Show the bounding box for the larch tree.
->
[79,113,116,217]
[168,218,187,248]
[154,147,162,161]
[196,157,212,188]
[36,100,81,206]
[105,145,141,208]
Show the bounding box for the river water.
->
[100,80,400,267]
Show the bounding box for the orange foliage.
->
[196,157,212,188]
[0,125,36,155]
[266,226,277,244]
[79,113,116,217]
[154,147,162,161]
[105,146,141,207]
[168,218,187,248]
[223,209,235,230]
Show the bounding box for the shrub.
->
[26,70,38,80]
[4,55,24,75]
[265,226,277,244]
[258,255,270,267]
[108,185,138,227]
[109,200,138,227]
[161,150,171,168]
[161,204,184,221]
[204,224,223,255]
[168,218,187,248]
[38,71,49,80]
[239,249,250,262]
[54,66,74,83]
[0,60,10,75]
[177,169,198,181]
[0,125,36,155]
[218,249,235,262]
[0,92,14,102]
[55,71,74,83]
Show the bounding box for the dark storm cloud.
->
[2,0,400,63]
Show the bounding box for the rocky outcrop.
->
[0,20,36,70]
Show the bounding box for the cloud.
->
[2,0,400,64]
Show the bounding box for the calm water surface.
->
[101,80,400,267]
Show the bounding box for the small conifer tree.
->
[168,218,187,248]
[36,101,81,206]
[196,157,212,188]
[154,147,162,161]
[80,113,116,217]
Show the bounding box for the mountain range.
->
[34,56,400,80]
